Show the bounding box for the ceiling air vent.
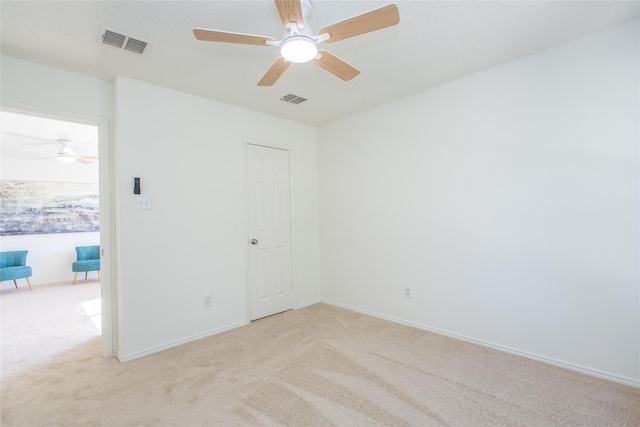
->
[102,30,126,48]
[280,94,307,105]
[98,26,151,55]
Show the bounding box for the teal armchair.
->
[72,245,101,285]
[0,250,33,291]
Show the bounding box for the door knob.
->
[250,239,258,245]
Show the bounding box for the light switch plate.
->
[136,196,151,210]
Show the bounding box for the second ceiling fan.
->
[193,0,399,86]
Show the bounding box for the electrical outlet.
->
[403,287,412,299]
[203,295,212,308]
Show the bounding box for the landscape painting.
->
[0,180,99,236]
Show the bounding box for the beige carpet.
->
[2,282,639,426]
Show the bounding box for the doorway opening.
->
[0,108,112,356]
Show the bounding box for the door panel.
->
[247,144,293,320]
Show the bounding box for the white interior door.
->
[247,144,293,321]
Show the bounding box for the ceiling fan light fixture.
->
[57,144,77,162]
[280,35,317,63]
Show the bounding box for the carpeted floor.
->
[1,282,639,426]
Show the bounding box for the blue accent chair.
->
[0,250,33,291]
[72,245,101,285]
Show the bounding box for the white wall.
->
[0,55,110,286]
[114,77,320,360]
[0,56,113,116]
[318,20,639,385]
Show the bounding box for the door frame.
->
[243,137,296,321]
[1,101,116,357]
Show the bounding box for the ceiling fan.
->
[7,135,98,165]
[55,139,98,164]
[193,0,400,86]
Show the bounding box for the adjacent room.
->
[0,111,102,289]
[1,1,638,425]
[0,111,104,377]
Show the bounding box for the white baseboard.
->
[117,320,249,363]
[295,298,322,310]
[117,299,319,362]
[321,299,639,389]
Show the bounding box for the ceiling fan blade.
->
[76,158,92,165]
[78,155,99,160]
[312,50,360,81]
[193,28,275,46]
[274,0,304,29]
[319,4,399,44]
[257,57,291,86]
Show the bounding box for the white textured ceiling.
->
[1,1,639,126]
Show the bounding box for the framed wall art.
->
[0,180,99,236]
